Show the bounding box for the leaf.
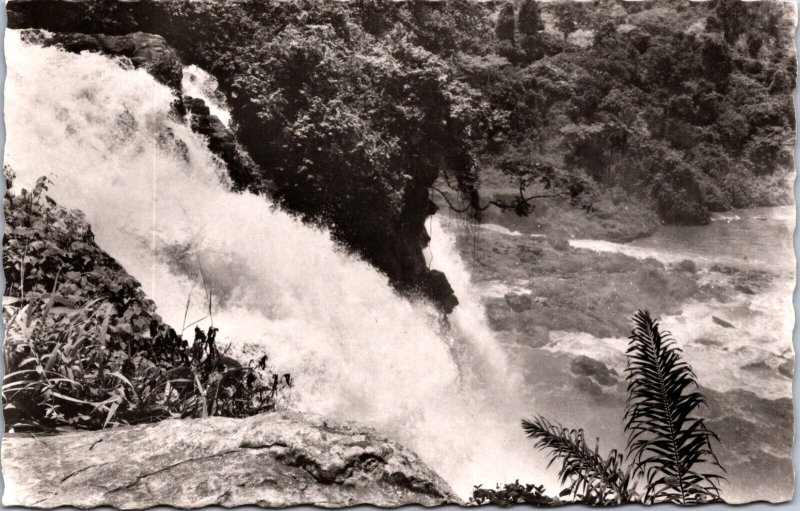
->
[103,399,122,429]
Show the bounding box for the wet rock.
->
[570,355,618,387]
[675,259,697,273]
[574,375,603,396]
[2,412,458,508]
[183,96,266,191]
[741,360,771,373]
[710,264,736,275]
[696,337,724,347]
[44,32,183,90]
[547,237,570,251]
[516,318,551,348]
[504,292,532,312]
[485,302,515,331]
[778,359,793,379]
[712,316,736,329]
[425,270,458,314]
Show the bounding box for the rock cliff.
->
[2,411,459,508]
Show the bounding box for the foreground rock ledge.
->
[2,411,458,508]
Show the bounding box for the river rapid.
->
[565,206,795,400]
[440,202,795,503]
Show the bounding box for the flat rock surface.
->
[2,412,458,508]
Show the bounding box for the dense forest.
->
[8,0,796,308]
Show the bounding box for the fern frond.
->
[624,310,725,505]
[522,415,630,504]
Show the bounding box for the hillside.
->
[8,0,795,310]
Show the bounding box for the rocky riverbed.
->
[437,203,795,503]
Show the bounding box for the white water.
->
[4,31,547,497]
[181,65,231,127]
[564,207,795,399]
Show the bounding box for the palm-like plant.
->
[522,310,724,505]
[625,310,724,504]
[522,416,636,505]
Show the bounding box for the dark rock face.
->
[425,270,459,313]
[183,96,267,192]
[43,32,182,90]
[2,412,459,508]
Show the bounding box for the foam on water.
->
[4,31,550,497]
[480,223,523,237]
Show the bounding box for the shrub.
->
[470,480,557,507]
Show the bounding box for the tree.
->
[515,0,544,60]
[552,1,585,43]
[714,0,750,44]
[516,0,544,37]
[521,311,725,505]
[495,2,515,44]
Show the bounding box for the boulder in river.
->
[712,316,736,329]
[675,259,698,273]
[2,412,458,508]
[516,318,551,348]
[778,359,794,379]
[570,355,618,387]
[504,292,532,312]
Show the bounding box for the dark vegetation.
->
[7,0,795,312]
[2,169,289,432]
[470,481,557,507]
[472,311,724,506]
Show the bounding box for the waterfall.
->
[3,31,550,497]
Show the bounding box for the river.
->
[564,206,795,400]
[441,204,795,503]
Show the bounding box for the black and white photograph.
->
[1,0,797,507]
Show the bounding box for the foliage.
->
[517,311,724,505]
[6,0,795,290]
[456,0,794,225]
[521,416,635,505]
[470,480,557,507]
[2,172,290,431]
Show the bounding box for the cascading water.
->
[4,31,553,497]
[181,65,231,127]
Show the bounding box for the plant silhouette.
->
[522,310,725,505]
